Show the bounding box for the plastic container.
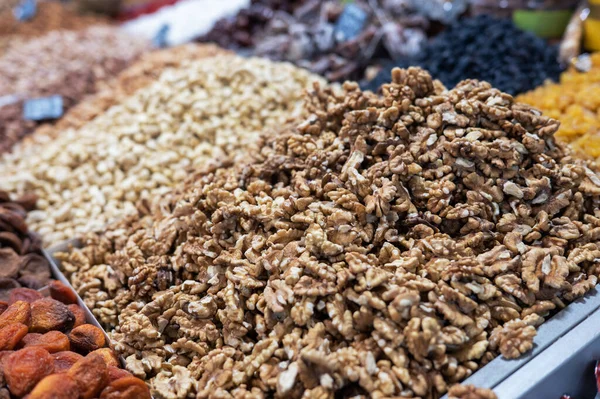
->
[585,0,600,51]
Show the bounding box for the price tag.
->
[13,0,36,22]
[335,3,368,42]
[23,95,64,121]
[153,24,170,48]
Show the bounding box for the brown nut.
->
[68,324,106,354]
[0,323,28,350]
[52,351,83,373]
[30,298,74,333]
[27,373,80,399]
[107,366,133,383]
[0,301,7,314]
[67,352,109,399]
[4,347,54,396]
[0,300,31,328]
[8,287,44,304]
[49,280,78,305]
[99,376,151,399]
[67,304,86,328]
[91,348,119,367]
[22,331,70,353]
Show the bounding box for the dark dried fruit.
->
[0,301,7,314]
[107,366,132,383]
[49,280,78,305]
[0,248,20,279]
[19,254,51,287]
[68,324,106,354]
[14,193,38,212]
[52,351,83,373]
[22,331,70,353]
[67,304,86,328]
[0,232,21,254]
[91,348,119,367]
[27,373,80,399]
[67,353,108,399]
[18,275,46,290]
[0,208,27,235]
[0,323,28,350]
[8,287,43,304]
[0,278,19,301]
[3,347,54,396]
[99,376,151,399]
[0,300,31,328]
[30,298,74,333]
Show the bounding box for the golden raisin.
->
[27,373,80,399]
[4,347,54,396]
[91,348,119,367]
[30,298,75,333]
[22,331,70,353]
[49,281,78,305]
[107,366,133,383]
[0,300,31,328]
[99,376,151,399]
[8,287,43,305]
[0,323,28,350]
[68,324,106,354]
[67,304,86,328]
[67,352,108,399]
[52,351,83,373]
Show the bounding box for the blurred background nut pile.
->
[58,68,600,398]
[0,190,50,297]
[0,281,150,398]
[517,53,600,160]
[0,26,149,154]
[0,55,323,247]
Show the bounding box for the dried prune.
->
[4,347,54,396]
[91,348,119,367]
[0,323,28,350]
[67,353,108,399]
[0,279,20,302]
[0,301,7,315]
[19,254,51,286]
[8,287,43,304]
[0,300,31,328]
[27,373,80,399]
[0,248,20,279]
[0,232,21,254]
[30,298,74,333]
[22,331,70,353]
[99,376,151,399]
[67,304,86,327]
[68,324,106,354]
[49,281,78,305]
[52,351,83,373]
[107,366,132,382]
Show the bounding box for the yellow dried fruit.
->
[0,300,31,328]
[99,376,151,399]
[0,323,28,350]
[67,352,108,399]
[3,347,54,396]
[30,298,75,333]
[49,280,78,305]
[22,330,71,353]
[27,373,80,399]
[52,351,83,373]
[67,304,86,328]
[91,348,119,367]
[68,324,106,354]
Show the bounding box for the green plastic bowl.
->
[513,9,574,38]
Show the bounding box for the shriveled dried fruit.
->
[4,347,54,396]
[0,301,7,314]
[49,281,78,305]
[99,377,151,399]
[91,348,119,367]
[22,331,70,353]
[68,324,106,354]
[18,254,51,288]
[67,353,108,399]
[0,248,20,279]
[30,298,74,333]
[0,323,27,350]
[8,287,43,305]
[52,351,83,373]
[107,366,132,383]
[0,300,30,328]
[27,373,80,399]
[67,304,86,328]
[0,279,19,302]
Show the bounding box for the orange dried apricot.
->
[99,376,151,399]
[49,280,78,305]
[22,331,70,353]
[107,366,133,383]
[67,304,86,328]
[4,347,54,396]
[27,373,80,399]
[8,287,43,305]
[0,300,31,328]
[30,298,74,333]
[91,348,119,367]
[68,324,106,354]
[0,323,28,350]
[52,351,83,373]
[67,352,108,399]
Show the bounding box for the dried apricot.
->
[107,366,133,382]
[52,351,83,373]
[49,281,78,305]
[0,323,28,350]
[67,352,108,399]
[4,347,54,396]
[91,348,119,367]
[68,324,106,354]
[67,304,86,328]
[22,331,70,353]
[30,298,74,333]
[8,287,43,305]
[0,300,31,328]
[27,373,80,399]
[0,301,7,315]
[99,376,151,399]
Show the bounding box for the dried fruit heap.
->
[60,68,600,398]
